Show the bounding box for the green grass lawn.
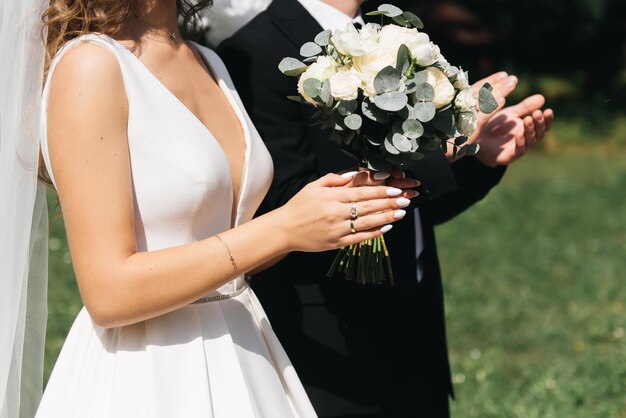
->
[44,151,626,416]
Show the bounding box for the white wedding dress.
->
[36,33,316,418]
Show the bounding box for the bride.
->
[27,0,415,416]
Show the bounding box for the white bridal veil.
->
[0,0,49,417]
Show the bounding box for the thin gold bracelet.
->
[216,234,239,277]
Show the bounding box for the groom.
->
[217,0,553,416]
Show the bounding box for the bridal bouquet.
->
[279,4,498,285]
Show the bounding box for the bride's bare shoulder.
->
[49,41,124,99]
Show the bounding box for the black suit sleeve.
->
[420,156,507,225]
[218,33,321,214]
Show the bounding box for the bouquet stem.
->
[326,236,395,286]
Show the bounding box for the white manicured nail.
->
[373,171,390,180]
[396,197,411,207]
[341,171,358,178]
[394,210,406,219]
[386,188,402,196]
[380,224,393,233]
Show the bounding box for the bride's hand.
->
[277,173,414,252]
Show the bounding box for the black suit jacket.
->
[218,1,506,416]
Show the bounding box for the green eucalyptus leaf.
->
[478,84,499,113]
[374,66,401,94]
[415,83,435,101]
[414,101,436,122]
[454,135,469,146]
[464,143,480,156]
[302,56,317,64]
[320,79,333,107]
[362,100,391,123]
[413,69,429,85]
[366,135,384,146]
[392,14,409,26]
[300,42,322,57]
[367,3,403,17]
[320,80,332,105]
[278,57,308,76]
[303,78,322,100]
[392,133,412,152]
[402,11,423,29]
[384,137,401,155]
[344,114,363,130]
[395,44,411,75]
[287,95,304,103]
[402,119,424,139]
[337,100,358,116]
[314,30,332,46]
[374,91,408,112]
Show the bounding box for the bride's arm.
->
[48,44,407,328]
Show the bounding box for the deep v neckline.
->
[110,36,250,227]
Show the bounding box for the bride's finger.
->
[350,210,404,233]
[339,224,394,247]
[354,197,411,217]
[338,185,403,203]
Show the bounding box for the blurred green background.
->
[44,0,625,417]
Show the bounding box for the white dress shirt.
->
[297,0,365,31]
[297,0,425,282]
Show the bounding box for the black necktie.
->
[353,22,363,30]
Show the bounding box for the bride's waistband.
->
[191,281,249,305]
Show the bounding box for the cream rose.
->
[412,42,440,67]
[329,69,362,100]
[352,46,398,97]
[453,68,470,90]
[297,56,338,104]
[331,23,376,57]
[425,67,455,108]
[454,88,476,112]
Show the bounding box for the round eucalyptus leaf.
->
[392,14,409,26]
[314,30,332,46]
[362,100,391,123]
[338,100,358,116]
[366,135,383,146]
[479,85,499,114]
[374,66,401,94]
[378,3,403,17]
[413,69,429,85]
[414,101,436,122]
[415,83,435,101]
[303,78,322,101]
[402,11,423,29]
[300,42,322,58]
[402,119,424,139]
[374,91,408,112]
[344,114,362,131]
[384,138,400,155]
[320,79,332,105]
[278,57,308,76]
[392,133,412,153]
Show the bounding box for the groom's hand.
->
[343,169,419,199]
[472,94,554,167]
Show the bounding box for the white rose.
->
[425,67,455,108]
[454,68,470,90]
[331,23,375,57]
[329,69,362,100]
[454,88,476,112]
[379,25,429,52]
[457,112,477,135]
[358,23,380,50]
[412,42,440,67]
[352,46,398,97]
[297,56,338,105]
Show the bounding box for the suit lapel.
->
[267,0,324,49]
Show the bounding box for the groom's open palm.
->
[470,73,555,167]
